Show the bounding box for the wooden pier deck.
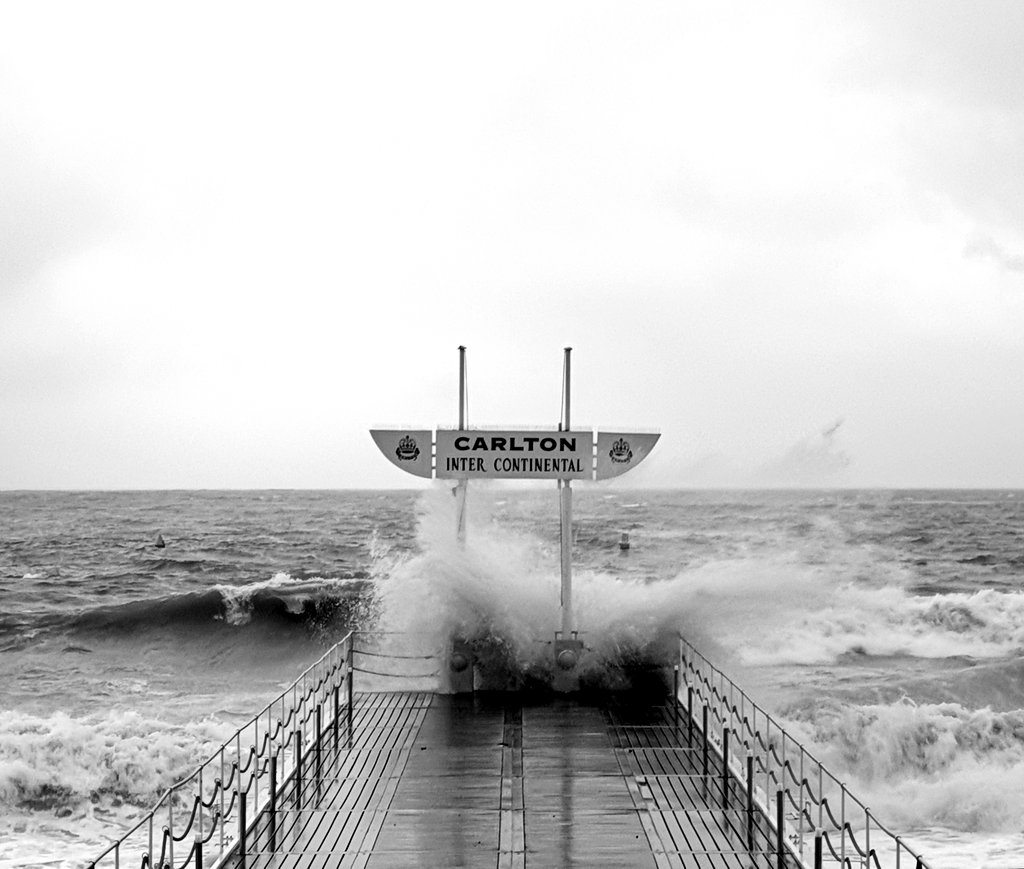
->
[227,691,797,869]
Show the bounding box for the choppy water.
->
[2,488,1023,867]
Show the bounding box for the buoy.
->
[619,532,630,550]
[155,534,166,549]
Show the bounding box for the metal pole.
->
[722,729,730,810]
[673,665,680,728]
[687,686,694,746]
[347,644,354,749]
[456,345,468,543]
[559,480,573,635]
[238,791,247,869]
[559,347,573,636]
[295,730,303,808]
[746,756,754,851]
[776,790,785,869]
[702,705,709,778]
[269,756,277,852]
[458,345,466,430]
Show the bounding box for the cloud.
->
[964,234,1024,274]
[0,125,112,300]
[753,419,852,487]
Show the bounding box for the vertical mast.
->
[455,345,468,543]
[559,347,573,635]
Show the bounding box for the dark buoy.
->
[155,534,166,549]
[619,532,630,550]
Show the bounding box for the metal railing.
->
[678,636,935,869]
[87,632,355,869]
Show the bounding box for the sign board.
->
[369,429,433,478]
[436,430,593,479]
[594,432,661,480]
[370,428,658,480]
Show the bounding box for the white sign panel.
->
[369,430,433,478]
[595,432,661,480]
[436,430,593,479]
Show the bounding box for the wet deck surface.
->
[231,692,785,868]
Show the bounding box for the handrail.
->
[679,635,935,869]
[87,631,357,869]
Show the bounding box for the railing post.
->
[746,755,754,851]
[333,684,340,749]
[687,686,694,746]
[295,730,303,808]
[840,782,847,866]
[347,642,355,749]
[814,833,823,869]
[316,706,323,782]
[702,705,709,778]
[722,728,730,809]
[194,836,202,869]
[168,799,174,868]
[269,755,277,851]
[219,748,225,855]
[776,789,785,869]
[198,768,204,856]
[237,791,246,869]
[673,665,679,728]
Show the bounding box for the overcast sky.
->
[2,1,1022,489]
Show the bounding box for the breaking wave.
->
[0,709,233,811]
[52,573,374,637]
[782,699,1024,833]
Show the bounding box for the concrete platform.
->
[228,692,797,868]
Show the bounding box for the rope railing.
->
[86,632,356,869]
[678,636,935,869]
[86,630,445,869]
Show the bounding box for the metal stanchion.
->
[237,792,246,869]
[295,731,303,808]
[776,790,785,869]
[316,707,323,783]
[688,686,694,746]
[702,705,709,779]
[333,686,340,749]
[673,665,680,728]
[269,756,277,851]
[722,729,730,810]
[746,756,754,851]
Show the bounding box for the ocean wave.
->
[680,558,1024,666]
[0,709,233,811]
[781,699,1024,832]
[58,573,374,636]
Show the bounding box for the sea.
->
[2,487,1023,868]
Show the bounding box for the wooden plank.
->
[229,690,792,869]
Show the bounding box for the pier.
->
[85,633,934,869]
[223,690,795,869]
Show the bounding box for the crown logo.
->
[395,435,420,462]
[609,437,633,464]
